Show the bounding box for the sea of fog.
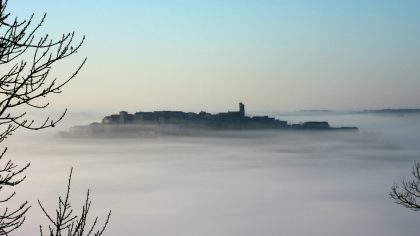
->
[4,111,420,236]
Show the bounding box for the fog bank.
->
[5,112,420,236]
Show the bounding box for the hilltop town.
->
[101,103,291,129]
[65,103,358,138]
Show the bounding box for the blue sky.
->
[7,0,420,112]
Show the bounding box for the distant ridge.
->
[299,110,333,113]
[358,109,420,114]
[296,109,420,115]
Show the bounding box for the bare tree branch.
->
[0,147,30,235]
[0,0,86,142]
[0,2,111,235]
[390,161,420,211]
[38,168,111,236]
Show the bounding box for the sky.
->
[7,0,420,113]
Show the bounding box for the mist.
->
[5,112,420,236]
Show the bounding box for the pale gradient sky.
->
[8,0,420,113]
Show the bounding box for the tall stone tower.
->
[119,111,128,124]
[239,102,245,117]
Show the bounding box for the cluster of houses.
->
[65,103,358,138]
[101,103,289,129]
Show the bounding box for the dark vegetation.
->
[0,0,110,235]
[390,161,420,211]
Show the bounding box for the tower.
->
[119,111,128,124]
[239,102,245,117]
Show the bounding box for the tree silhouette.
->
[390,161,420,211]
[38,168,111,236]
[0,0,110,234]
[0,147,29,235]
